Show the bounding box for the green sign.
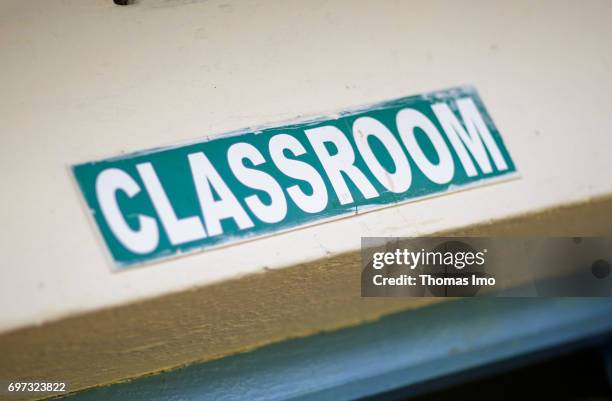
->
[73,86,516,268]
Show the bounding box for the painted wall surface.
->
[1,0,612,334]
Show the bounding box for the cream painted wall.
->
[1,0,612,335]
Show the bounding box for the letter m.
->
[432,98,508,176]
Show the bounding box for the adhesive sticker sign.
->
[72,86,517,268]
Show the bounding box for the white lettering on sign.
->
[95,168,159,254]
[74,87,517,267]
[188,152,255,237]
[268,134,329,214]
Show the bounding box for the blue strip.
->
[58,299,612,401]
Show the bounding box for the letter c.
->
[96,168,159,254]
